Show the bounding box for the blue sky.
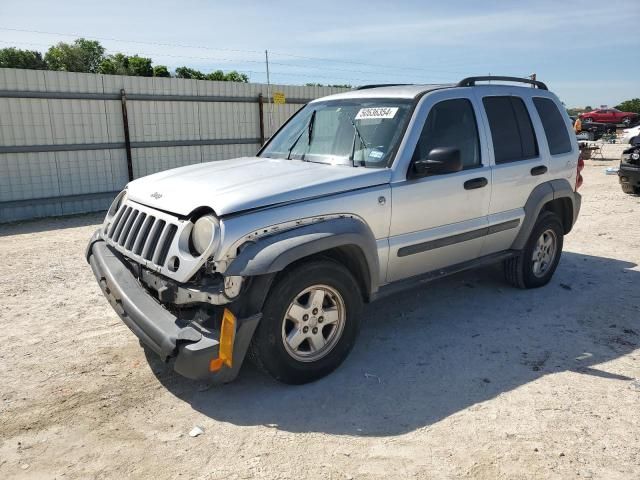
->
[1,0,638,107]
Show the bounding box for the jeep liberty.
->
[87,76,582,384]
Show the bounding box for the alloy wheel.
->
[281,284,346,362]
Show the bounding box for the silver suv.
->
[87,76,583,384]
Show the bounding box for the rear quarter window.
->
[533,97,572,155]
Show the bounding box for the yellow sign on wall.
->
[273,91,286,104]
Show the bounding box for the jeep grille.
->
[105,202,179,268]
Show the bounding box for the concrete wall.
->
[0,68,348,222]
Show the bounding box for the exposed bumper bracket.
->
[87,236,260,382]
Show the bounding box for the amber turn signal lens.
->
[209,308,236,372]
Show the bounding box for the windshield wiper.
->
[349,118,368,167]
[287,110,316,160]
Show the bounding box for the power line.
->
[0,26,483,76]
[0,39,458,84]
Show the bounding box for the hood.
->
[127,157,391,216]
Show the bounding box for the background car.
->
[621,125,640,144]
[577,121,617,141]
[579,108,638,126]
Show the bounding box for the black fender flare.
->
[511,179,580,250]
[225,217,380,297]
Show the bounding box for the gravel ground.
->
[1,162,639,479]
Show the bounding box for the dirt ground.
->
[1,161,639,479]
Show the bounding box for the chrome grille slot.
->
[133,216,155,255]
[110,206,130,240]
[125,212,146,250]
[118,209,139,246]
[108,205,127,237]
[155,224,178,266]
[143,219,166,261]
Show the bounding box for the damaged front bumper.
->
[86,231,260,382]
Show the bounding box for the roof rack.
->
[457,76,548,90]
[355,83,411,90]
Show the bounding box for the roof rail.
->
[355,83,411,90]
[457,76,548,90]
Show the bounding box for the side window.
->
[482,96,539,164]
[533,97,572,155]
[412,98,481,170]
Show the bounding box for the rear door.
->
[475,89,549,255]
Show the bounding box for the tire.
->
[621,183,639,195]
[504,211,564,289]
[584,117,593,123]
[622,117,631,127]
[249,259,363,384]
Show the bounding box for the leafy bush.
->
[616,99,640,114]
[2,38,251,82]
[45,38,105,73]
[0,48,48,70]
[153,65,171,78]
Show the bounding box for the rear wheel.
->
[504,212,564,289]
[249,259,363,384]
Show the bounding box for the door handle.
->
[530,165,548,176]
[464,177,488,190]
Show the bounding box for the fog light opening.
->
[167,256,180,272]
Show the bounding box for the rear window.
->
[483,96,539,164]
[533,97,572,155]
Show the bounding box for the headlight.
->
[190,215,219,255]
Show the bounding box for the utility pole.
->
[265,50,273,136]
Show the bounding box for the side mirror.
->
[412,147,462,177]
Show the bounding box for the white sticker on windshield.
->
[355,107,398,120]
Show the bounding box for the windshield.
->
[260,98,413,167]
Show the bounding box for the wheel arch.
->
[511,180,580,250]
[225,217,380,301]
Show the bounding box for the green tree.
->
[615,98,640,114]
[127,56,153,77]
[224,70,249,82]
[99,54,153,77]
[98,53,129,75]
[45,38,105,73]
[175,66,206,80]
[585,105,593,111]
[206,70,226,81]
[0,47,48,70]
[153,65,171,77]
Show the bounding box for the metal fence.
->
[0,68,348,223]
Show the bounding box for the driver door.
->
[387,91,491,283]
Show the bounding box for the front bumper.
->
[619,163,640,188]
[87,232,260,382]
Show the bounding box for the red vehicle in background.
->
[579,108,638,126]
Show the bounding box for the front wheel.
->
[621,183,639,195]
[583,117,593,123]
[622,117,632,127]
[504,212,564,289]
[249,259,363,384]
